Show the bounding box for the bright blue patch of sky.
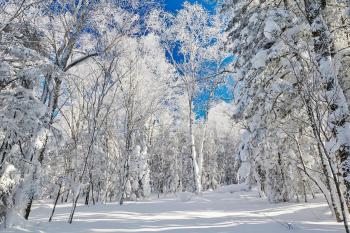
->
[164,0,216,13]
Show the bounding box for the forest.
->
[0,0,350,232]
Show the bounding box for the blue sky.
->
[164,0,217,13]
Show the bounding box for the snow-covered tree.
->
[222,0,350,231]
[164,2,230,194]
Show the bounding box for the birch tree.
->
[165,2,230,194]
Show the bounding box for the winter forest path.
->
[6,189,344,233]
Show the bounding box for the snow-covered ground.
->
[5,189,344,233]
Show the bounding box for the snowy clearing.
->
[5,190,343,233]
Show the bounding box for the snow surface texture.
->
[3,188,343,233]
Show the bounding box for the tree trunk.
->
[49,184,62,222]
[24,194,33,220]
[189,106,201,194]
[85,185,90,205]
[197,121,208,189]
[68,185,81,224]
